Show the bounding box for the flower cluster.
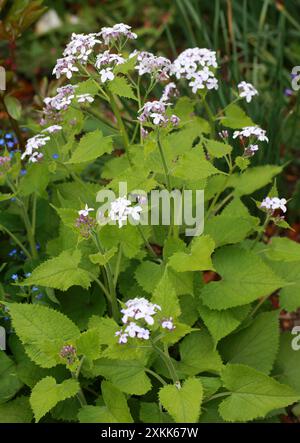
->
[41,84,77,124]
[233,126,269,142]
[75,204,96,237]
[100,23,137,46]
[171,48,218,93]
[116,297,161,344]
[108,196,142,228]
[21,134,50,163]
[116,298,176,344]
[260,197,287,214]
[138,99,180,129]
[238,81,258,103]
[95,50,125,83]
[134,51,171,80]
[59,344,77,365]
[53,32,101,79]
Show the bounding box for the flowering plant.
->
[0,23,299,424]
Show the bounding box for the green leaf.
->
[140,402,173,423]
[101,380,133,422]
[20,249,93,291]
[19,162,50,196]
[220,311,280,374]
[76,329,101,361]
[8,303,80,368]
[4,96,22,120]
[204,139,232,158]
[274,332,300,393]
[159,377,203,423]
[135,261,164,293]
[30,376,79,422]
[168,235,215,272]
[91,359,151,395]
[152,271,181,319]
[197,298,250,345]
[0,396,33,423]
[108,76,137,100]
[0,352,23,404]
[220,104,254,129]
[89,247,117,266]
[228,165,282,196]
[178,330,223,375]
[78,405,117,423]
[173,150,220,181]
[200,246,286,310]
[114,55,137,75]
[265,237,300,262]
[88,316,119,346]
[67,130,113,164]
[219,364,300,422]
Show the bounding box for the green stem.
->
[107,90,132,166]
[72,357,87,407]
[136,224,159,259]
[151,341,179,385]
[0,223,31,259]
[201,96,215,139]
[157,132,171,191]
[145,368,167,386]
[113,245,122,288]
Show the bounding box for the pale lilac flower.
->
[63,32,101,63]
[21,134,50,162]
[42,125,62,134]
[121,297,161,325]
[238,81,258,103]
[109,196,142,228]
[78,204,94,217]
[100,67,114,83]
[76,93,94,104]
[161,317,176,331]
[100,23,137,45]
[115,330,128,344]
[133,51,171,79]
[53,55,79,79]
[260,197,287,214]
[233,126,269,142]
[161,82,178,102]
[95,50,125,69]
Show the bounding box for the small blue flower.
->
[25,272,31,277]
[36,243,40,250]
[52,153,59,159]
[32,286,39,292]
[10,197,16,202]
[11,274,18,281]
[0,139,4,146]
[8,248,17,257]
[5,133,13,139]
[35,293,43,300]
[7,141,14,148]
[20,169,27,176]
[4,316,10,321]
[9,151,15,158]
[284,88,293,97]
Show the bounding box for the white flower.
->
[109,196,142,228]
[100,23,137,45]
[100,67,115,83]
[42,125,62,134]
[63,32,101,63]
[76,93,94,104]
[95,50,125,69]
[138,99,179,128]
[121,297,161,325]
[233,126,269,142]
[78,204,94,217]
[115,330,128,344]
[28,152,44,163]
[133,51,171,79]
[161,317,175,330]
[161,82,178,102]
[21,134,50,161]
[260,197,287,213]
[53,56,79,79]
[238,81,258,103]
[249,144,259,153]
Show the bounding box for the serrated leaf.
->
[172,150,221,181]
[0,396,33,423]
[200,246,286,310]
[228,165,282,196]
[135,261,164,293]
[8,303,80,368]
[197,299,250,345]
[219,311,279,374]
[91,359,151,395]
[67,130,113,164]
[220,104,254,129]
[168,235,215,272]
[20,249,93,291]
[108,76,137,100]
[204,139,232,158]
[0,352,23,404]
[265,237,300,262]
[219,364,299,422]
[30,377,79,422]
[89,247,117,266]
[274,332,300,392]
[76,329,101,361]
[159,377,203,423]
